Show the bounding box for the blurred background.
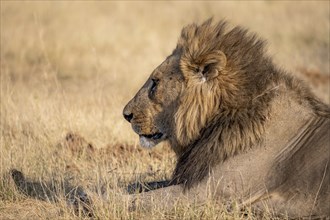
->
[1,1,329,219]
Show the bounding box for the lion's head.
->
[123,53,184,151]
[123,19,271,156]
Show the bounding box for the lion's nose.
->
[123,111,133,123]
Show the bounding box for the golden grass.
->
[0,1,329,219]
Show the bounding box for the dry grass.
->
[0,1,329,219]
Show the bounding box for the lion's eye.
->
[150,79,158,96]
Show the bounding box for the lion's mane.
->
[171,19,329,189]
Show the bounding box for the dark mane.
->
[178,18,267,72]
[171,19,330,189]
[176,18,275,108]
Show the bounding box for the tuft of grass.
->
[0,1,329,219]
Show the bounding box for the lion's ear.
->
[182,50,227,81]
[200,50,226,80]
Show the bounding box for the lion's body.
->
[210,95,330,217]
[123,19,330,218]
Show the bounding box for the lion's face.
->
[123,20,235,151]
[123,54,184,148]
[123,49,227,151]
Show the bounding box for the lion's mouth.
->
[139,132,165,148]
[140,132,163,140]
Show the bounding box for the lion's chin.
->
[139,133,165,148]
[139,136,157,148]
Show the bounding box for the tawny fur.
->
[123,18,330,217]
[172,19,329,188]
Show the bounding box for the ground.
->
[0,2,329,219]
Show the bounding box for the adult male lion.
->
[123,19,330,218]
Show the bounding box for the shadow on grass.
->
[126,180,172,194]
[9,169,93,217]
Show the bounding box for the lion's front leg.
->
[126,183,210,211]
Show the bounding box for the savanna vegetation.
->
[1,2,329,219]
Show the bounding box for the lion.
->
[123,19,330,218]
